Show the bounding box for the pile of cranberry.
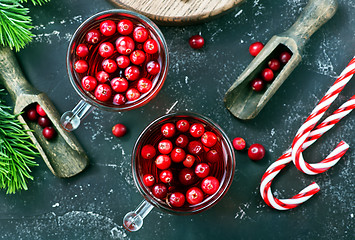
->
[73,18,161,105]
[140,119,223,208]
[249,42,292,91]
[25,104,56,140]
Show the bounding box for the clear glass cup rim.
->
[66,9,169,112]
[131,111,236,215]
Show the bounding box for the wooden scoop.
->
[0,47,88,178]
[224,0,338,120]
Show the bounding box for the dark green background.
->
[0,0,354,239]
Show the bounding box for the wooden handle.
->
[281,0,337,49]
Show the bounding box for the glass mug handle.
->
[123,200,154,232]
[60,100,94,131]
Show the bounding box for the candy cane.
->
[260,95,355,210]
[291,57,355,175]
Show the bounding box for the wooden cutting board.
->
[108,0,245,25]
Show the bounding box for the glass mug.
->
[123,112,236,231]
[61,9,169,131]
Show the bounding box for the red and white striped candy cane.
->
[291,57,355,175]
[260,95,355,210]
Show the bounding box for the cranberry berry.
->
[188,140,203,155]
[233,137,246,151]
[94,83,112,102]
[116,55,130,69]
[146,61,160,75]
[26,108,38,121]
[116,36,135,55]
[155,155,171,170]
[38,116,51,128]
[195,163,210,178]
[280,51,292,64]
[201,176,220,195]
[169,192,185,208]
[186,187,204,205]
[190,123,205,138]
[201,131,217,147]
[133,26,149,43]
[126,88,141,101]
[178,168,196,185]
[111,77,129,92]
[141,144,156,160]
[86,29,101,44]
[102,59,117,73]
[74,60,88,73]
[189,35,204,49]
[42,126,56,140]
[262,68,274,82]
[125,66,140,81]
[158,139,173,155]
[152,183,167,199]
[137,78,152,93]
[36,104,46,116]
[249,42,264,56]
[100,20,116,36]
[113,93,126,105]
[159,170,173,184]
[81,76,97,91]
[130,50,146,65]
[268,59,281,71]
[76,44,89,57]
[96,71,110,83]
[206,149,220,163]
[143,39,158,54]
[176,119,190,132]
[171,147,186,163]
[117,19,134,35]
[112,123,127,137]
[99,42,114,58]
[248,143,265,161]
[183,154,196,168]
[251,78,264,92]
[175,134,189,148]
[143,174,155,187]
[161,123,176,138]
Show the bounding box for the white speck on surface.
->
[234,203,251,220]
[185,76,189,84]
[234,9,243,18]
[52,203,59,208]
[351,213,354,218]
[166,100,179,114]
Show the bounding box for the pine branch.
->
[20,0,50,6]
[0,89,38,194]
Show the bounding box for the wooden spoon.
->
[224,0,338,120]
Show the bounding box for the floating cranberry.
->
[251,78,265,92]
[186,187,204,205]
[102,59,117,73]
[146,61,160,75]
[141,144,156,160]
[161,123,176,138]
[81,76,97,91]
[160,170,173,184]
[74,60,88,73]
[143,174,155,187]
[152,183,167,199]
[143,39,158,54]
[171,147,186,163]
[183,154,196,168]
[249,42,264,56]
[26,108,38,121]
[94,83,112,102]
[117,19,134,35]
[126,88,141,101]
[42,126,56,140]
[232,137,246,151]
[116,36,135,55]
[112,123,127,137]
[111,77,128,92]
[188,141,203,155]
[113,93,126,105]
[133,26,149,43]
[38,116,51,128]
[262,68,274,82]
[158,139,173,154]
[125,66,141,81]
[195,163,210,178]
[137,78,152,93]
[116,55,130,69]
[268,59,281,71]
[248,143,265,161]
[100,20,116,36]
[176,119,190,132]
[206,149,220,163]
[178,168,196,185]
[130,50,146,65]
[36,104,46,116]
[155,155,171,170]
[96,71,110,83]
[190,123,205,138]
[99,42,115,58]
[201,176,220,195]
[86,29,101,44]
[201,131,217,147]
[189,35,204,49]
[169,192,185,207]
[280,51,292,64]
[76,44,89,57]
[175,134,189,148]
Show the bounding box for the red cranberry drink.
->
[61,10,168,131]
[123,112,235,232]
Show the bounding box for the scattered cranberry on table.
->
[189,35,205,49]
[232,137,246,151]
[248,41,264,56]
[248,143,266,161]
[112,123,127,137]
